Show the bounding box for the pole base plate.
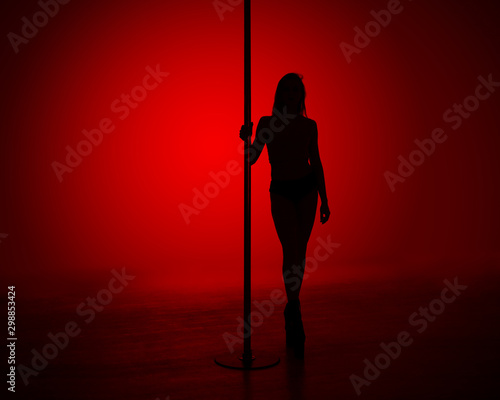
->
[214,351,280,370]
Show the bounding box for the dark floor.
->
[12,270,500,400]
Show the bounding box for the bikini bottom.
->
[269,171,317,203]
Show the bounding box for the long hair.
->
[272,73,307,117]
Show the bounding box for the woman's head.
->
[272,73,307,117]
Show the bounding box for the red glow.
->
[1,0,500,294]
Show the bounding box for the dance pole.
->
[214,0,279,370]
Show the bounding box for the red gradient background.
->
[1,0,499,295]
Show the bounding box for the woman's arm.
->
[309,121,327,202]
[240,117,267,165]
[309,120,331,223]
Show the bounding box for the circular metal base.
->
[214,351,280,370]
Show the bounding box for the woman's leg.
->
[270,193,302,302]
[294,189,318,294]
[271,189,318,301]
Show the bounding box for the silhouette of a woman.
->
[240,73,330,358]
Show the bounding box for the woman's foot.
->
[284,299,305,358]
[284,301,296,348]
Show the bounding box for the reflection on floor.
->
[14,271,500,399]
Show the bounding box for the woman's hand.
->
[320,201,330,224]
[239,122,253,141]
